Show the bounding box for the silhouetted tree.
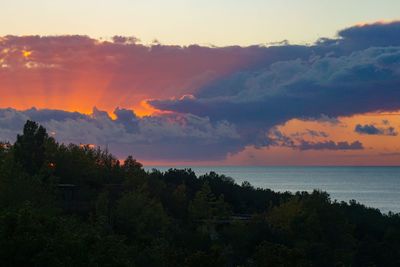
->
[13,120,53,175]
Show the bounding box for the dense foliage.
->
[0,121,399,266]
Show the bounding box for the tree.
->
[13,120,54,176]
[249,241,309,267]
[189,182,231,222]
[114,191,171,266]
[122,156,147,189]
[0,203,132,266]
[115,191,170,242]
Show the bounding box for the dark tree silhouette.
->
[13,120,52,175]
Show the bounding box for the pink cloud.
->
[0,35,271,114]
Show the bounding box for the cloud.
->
[337,21,400,49]
[0,108,29,141]
[113,107,140,133]
[0,35,299,113]
[267,128,362,151]
[1,21,400,161]
[354,124,398,136]
[297,140,364,151]
[145,21,400,159]
[150,46,400,141]
[2,21,399,114]
[0,107,242,161]
[305,115,341,125]
[150,22,400,145]
[23,108,87,121]
[290,129,329,138]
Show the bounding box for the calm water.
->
[145,166,400,213]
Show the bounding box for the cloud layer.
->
[1,21,400,161]
[0,35,288,114]
[0,107,242,160]
[149,22,400,154]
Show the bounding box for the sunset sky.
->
[1,1,400,165]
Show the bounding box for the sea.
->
[145,166,400,214]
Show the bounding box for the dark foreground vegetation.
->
[0,121,399,266]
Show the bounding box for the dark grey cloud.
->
[144,22,400,159]
[338,21,400,49]
[150,22,400,149]
[149,46,400,144]
[267,128,362,151]
[355,124,381,135]
[297,140,364,151]
[113,108,140,133]
[355,124,397,136]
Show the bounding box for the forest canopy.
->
[0,120,399,266]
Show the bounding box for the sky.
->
[1,1,400,165]
[2,0,400,45]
